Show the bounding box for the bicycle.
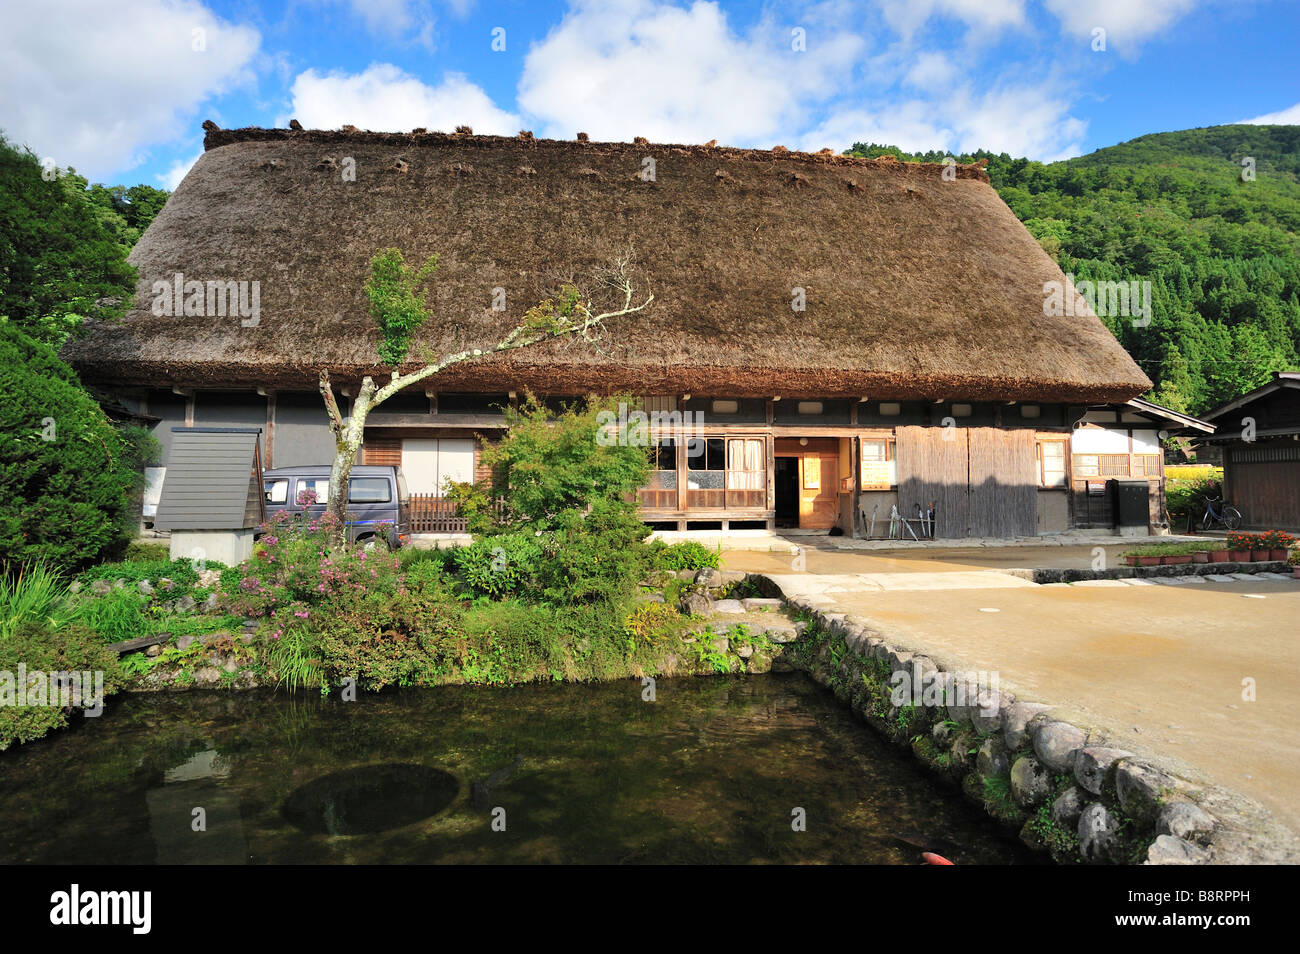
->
[1201,494,1242,532]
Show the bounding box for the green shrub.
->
[528,501,651,606]
[452,534,541,599]
[649,540,720,572]
[0,323,138,569]
[309,587,463,691]
[448,393,654,606]
[1165,469,1222,519]
[0,620,125,750]
[622,601,685,646]
[398,546,453,571]
[123,541,170,562]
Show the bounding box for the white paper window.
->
[1037,441,1066,488]
[951,403,973,418]
[860,439,897,489]
[878,402,901,416]
[402,438,476,495]
[797,401,824,415]
[1020,404,1041,419]
[711,399,739,415]
[1132,429,1161,455]
[1071,426,1130,454]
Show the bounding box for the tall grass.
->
[74,588,148,644]
[0,564,75,641]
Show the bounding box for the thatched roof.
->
[63,124,1151,402]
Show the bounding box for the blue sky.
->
[4,0,1298,189]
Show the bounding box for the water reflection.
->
[282,764,459,835]
[0,674,1039,865]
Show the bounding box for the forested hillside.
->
[849,125,1300,415]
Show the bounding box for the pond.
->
[0,673,1037,864]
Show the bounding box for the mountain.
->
[848,125,1300,415]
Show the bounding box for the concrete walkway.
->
[738,554,1300,841]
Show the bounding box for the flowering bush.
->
[225,510,401,623]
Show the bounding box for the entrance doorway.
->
[774,457,798,527]
[773,437,841,530]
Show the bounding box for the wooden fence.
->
[409,494,467,533]
[407,494,509,533]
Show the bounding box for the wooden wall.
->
[1226,440,1300,528]
[895,426,1037,537]
[969,428,1038,537]
[895,426,969,537]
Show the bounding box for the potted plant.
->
[1226,532,1254,563]
[1208,545,1230,562]
[1290,550,1300,579]
[1162,545,1193,565]
[1260,530,1294,562]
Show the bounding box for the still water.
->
[0,673,1036,864]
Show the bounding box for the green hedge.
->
[0,323,137,569]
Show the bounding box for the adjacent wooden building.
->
[1198,372,1300,529]
[64,123,1207,537]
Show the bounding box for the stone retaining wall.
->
[767,582,1300,865]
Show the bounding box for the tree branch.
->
[319,370,345,437]
[372,258,653,407]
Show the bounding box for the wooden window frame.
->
[859,436,898,490]
[1036,437,1068,488]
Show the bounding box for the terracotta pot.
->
[1270,548,1287,561]
[1293,567,1300,579]
[1162,555,1193,565]
[1191,551,1210,563]
[1124,555,1139,567]
[1251,549,1271,562]
[1229,550,1251,562]
[1138,556,1161,567]
[1209,550,1230,562]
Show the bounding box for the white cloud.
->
[1238,102,1300,125]
[903,52,959,92]
[287,63,520,134]
[802,82,1087,161]
[877,0,1027,37]
[0,0,259,181]
[950,84,1087,160]
[517,0,864,146]
[795,104,952,154]
[343,0,436,48]
[158,148,204,190]
[1043,0,1199,52]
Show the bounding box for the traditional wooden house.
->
[64,123,1207,537]
[1197,372,1300,529]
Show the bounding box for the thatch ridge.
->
[202,123,993,182]
[64,125,1151,403]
